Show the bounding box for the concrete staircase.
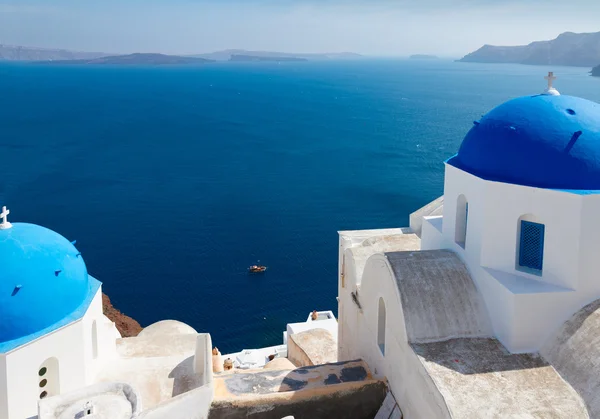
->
[374,390,402,419]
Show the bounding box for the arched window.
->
[377,298,386,355]
[517,215,545,273]
[38,357,59,399]
[92,320,98,359]
[455,194,468,248]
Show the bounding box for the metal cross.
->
[545,72,557,90]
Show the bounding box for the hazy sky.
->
[1,0,599,57]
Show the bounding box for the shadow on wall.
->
[169,355,206,398]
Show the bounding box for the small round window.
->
[38,367,47,376]
[40,391,48,399]
[39,379,48,388]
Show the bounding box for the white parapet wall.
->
[194,333,213,385]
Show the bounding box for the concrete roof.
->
[386,250,492,343]
[413,338,588,418]
[348,232,421,282]
[288,328,337,366]
[95,325,202,410]
[211,360,386,419]
[137,320,198,339]
[542,299,600,417]
[213,359,373,399]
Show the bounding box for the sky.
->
[1,0,599,57]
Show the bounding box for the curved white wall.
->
[338,253,451,419]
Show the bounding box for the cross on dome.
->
[0,206,12,230]
[545,72,556,89]
[543,71,560,96]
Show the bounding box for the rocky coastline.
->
[102,293,143,337]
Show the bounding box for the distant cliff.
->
[195,49,362,61]
[40,53,213,65]
[459,32,600,67]
[103,293,142,337]
[0,44,108,61]
[593,64,600,77]
[230,54,308,62]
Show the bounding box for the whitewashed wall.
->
[80,287,118,383]
[420,163,600,353]
[2,288,110,419]
[0,355,7,419]
[338,251,451,419]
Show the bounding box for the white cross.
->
[545,72,557,90]
[0,206,12,230]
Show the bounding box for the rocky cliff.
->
[102,293,143,337]
[459,32,600,67]
[593,64,600,77]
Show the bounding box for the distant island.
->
[193,49,362,62]
[410,54,439,60]
[229,54,308,62]
[1,45,363,63]
[593,64,600,77]
[459,31,600,67]
[0,44,108,61]
[38,53,213,66]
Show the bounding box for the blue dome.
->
[448,94,600,190]
[0,223,91,346]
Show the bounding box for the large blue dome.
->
[0,223,93,348]
[448,94,600,190]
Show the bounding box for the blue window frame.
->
[519,221,545,271]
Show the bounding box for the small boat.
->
[248,265,267,273]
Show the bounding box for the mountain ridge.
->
[459,31,600,67]
[38,53,213,65]
[0,44,362,62]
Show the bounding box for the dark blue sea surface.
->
[1,60,598,352]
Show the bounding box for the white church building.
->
[0,207,215,419]
[338,74,600,418]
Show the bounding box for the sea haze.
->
[0,60,598,352]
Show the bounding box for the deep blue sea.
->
[1,60,599,352]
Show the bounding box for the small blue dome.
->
[448,94,600,190]
[0,223,90,345]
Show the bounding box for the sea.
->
[1,59,599,353]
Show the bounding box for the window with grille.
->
[519,221,545,271]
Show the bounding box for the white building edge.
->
[337,76,600,417]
